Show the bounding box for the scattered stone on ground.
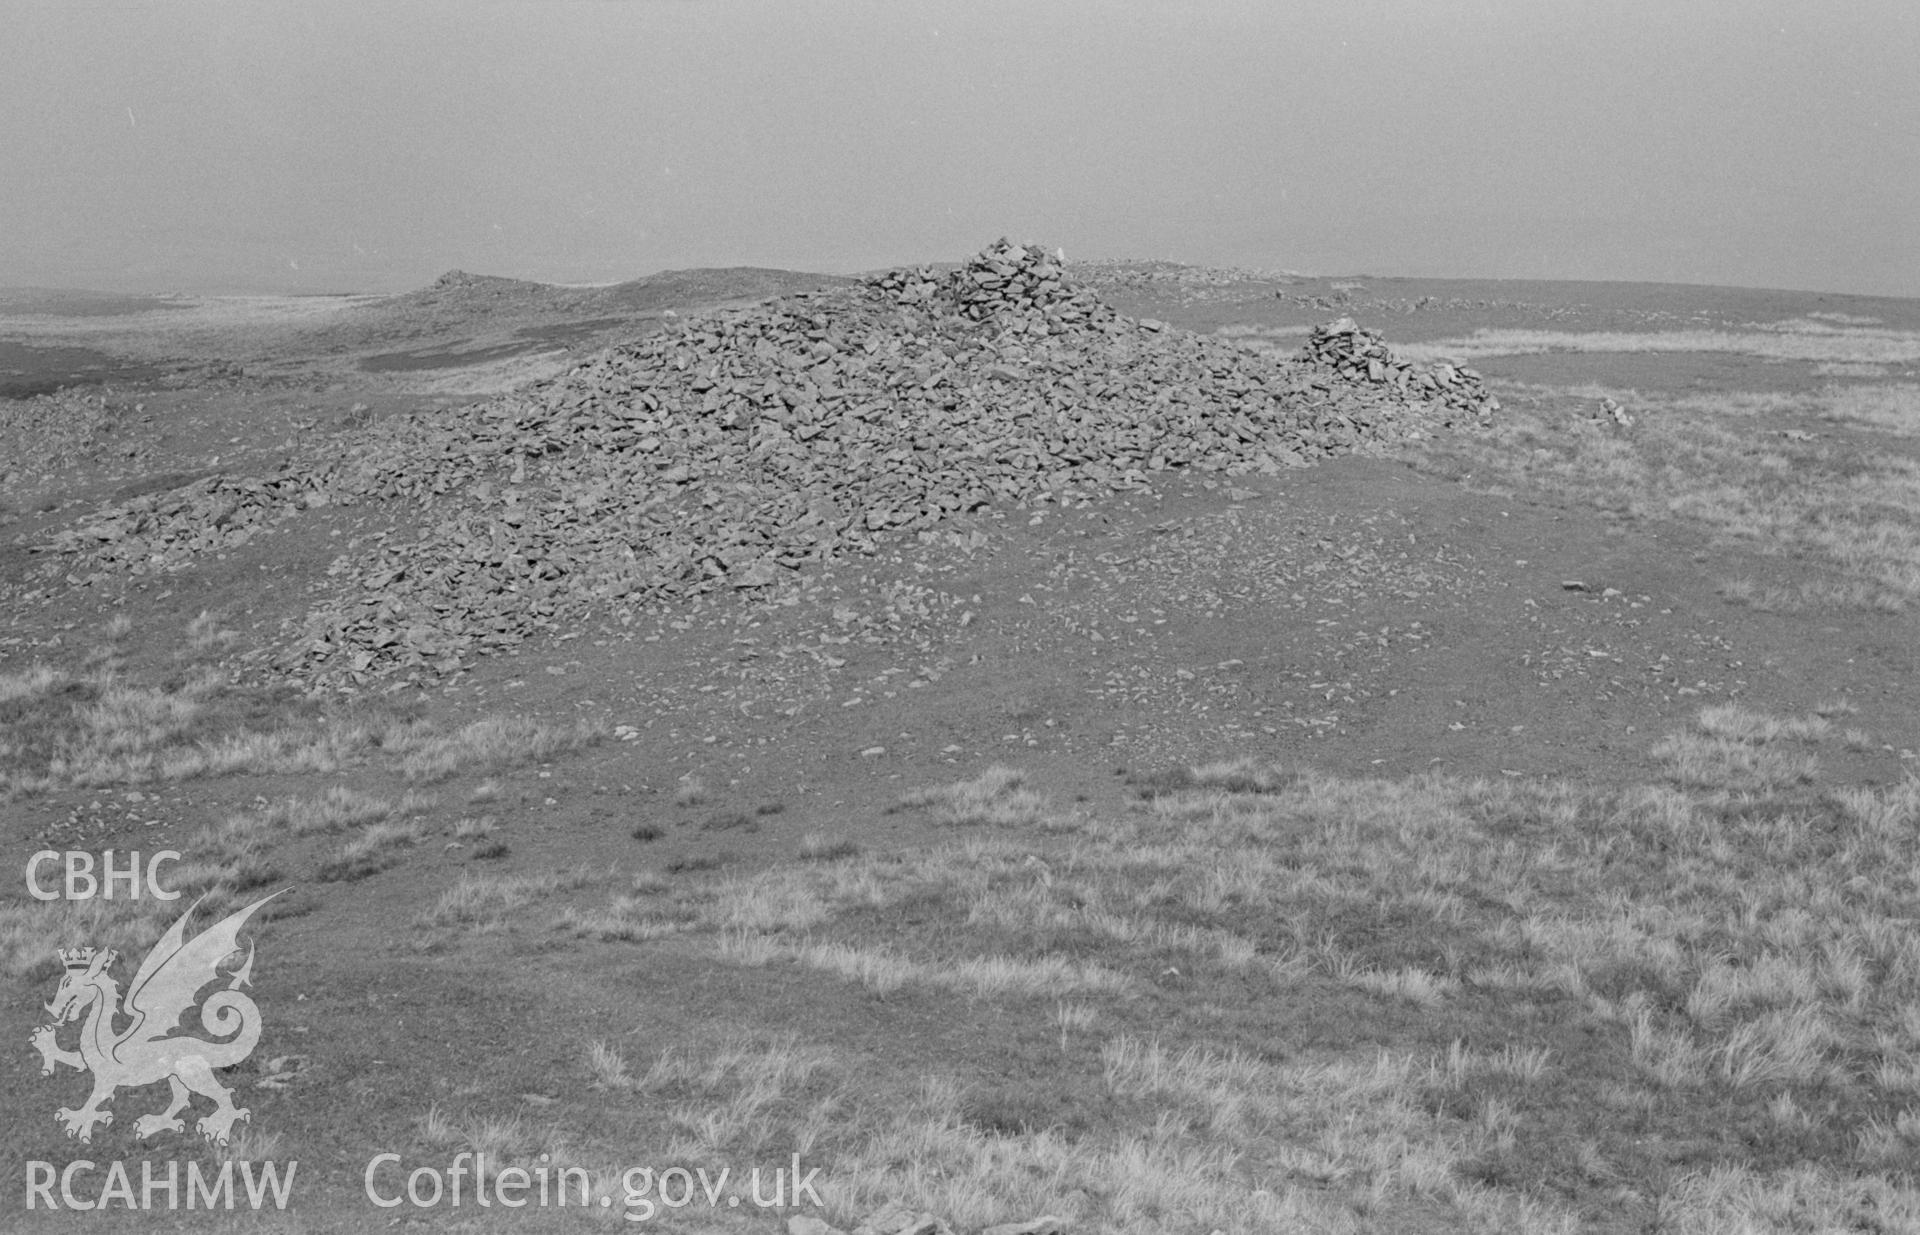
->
[0,387,130,481]
[37,471,323,577]
[1599,395,1635,428]
[21,239,1499,689]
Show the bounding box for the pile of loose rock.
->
[1297,317,1497,425]
[887,237,1109,327]
[28,241,1500,687]
[0,387,125,480]
[38,472,326,579]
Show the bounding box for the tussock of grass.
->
[798,832,861,861]
[1694,704,1829,745]
[391,715,603,783]
[214,1125,284,1166]
[3,622,604,796]
[943,951,1131,997]
[895,765,1047,826]
[1712,1006,1841,1088]
[186,610,239,653]
[317,820,425,882]
[1651,706,1831,791]
[255,785,438,835]
[1100,1037,1270,1125]
[966,875,1269,972]
[0,663,64,704]
[1129,758,1302,799]
[420,866,599,931]
[155,806,291,905]
[451,815,496,841]
[155,730,343,781]
[586,1040,633,1089]
[1,652,395,792]
[616,1034,840,1169]
[632,1033,834,1097]
[717,933,912,994]
[701,810,758,833]
[416,1104,460,1145]
[0,898,175,980]
[1719,576,1907,614]
[415,1103,558,1163]
[1344,964,1461,1006]
[1054,1001,1098,1044]
[27,666,227,786]
[188,812,274,868]
[559,893,698,942]
[1426,1041,1553,1090]
[157,860,254,907]
[1,841,293,982]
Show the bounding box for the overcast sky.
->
[5,1,1915,297]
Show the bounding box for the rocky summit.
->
[31,240,1499,689]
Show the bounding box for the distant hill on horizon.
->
[9,259,1920,310]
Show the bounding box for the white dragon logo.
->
[29,891,282,1147]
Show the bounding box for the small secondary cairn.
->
[1299,317,1497,425]
[31,240,1499,688]
[869,239,1109,327]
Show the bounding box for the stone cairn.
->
[1298,317,1498,426]
[31,240,1500,688]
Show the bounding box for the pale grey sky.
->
[4,0,1915,296]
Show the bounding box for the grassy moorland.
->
[13,686,1912,1231]
[3,276,1917,1232]
[1404,379,1920,614]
